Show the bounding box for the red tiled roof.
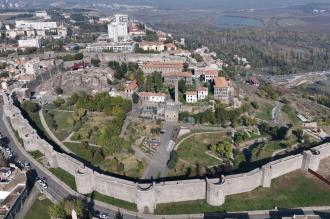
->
[141,62,183,69]
[127,80,138,91]
[214,77,229,88]
[197,87,208,92]
[205,69,219,76]
[185,91,197,96]
[162,71,192,78]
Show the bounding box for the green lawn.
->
[256,103,273,121]
[49,168,77,191]
[91,192,137,211]
[155,171,330,214]
[28,150,43,160]
[282,104,300,124]
[44,110,74,141]
[177,132,226,167]
[25,197,53,219]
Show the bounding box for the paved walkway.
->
[63,131,102,148]
[39,109,74,154]
[142,122,175,179]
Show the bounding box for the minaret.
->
[175,80,179,104]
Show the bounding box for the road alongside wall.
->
[2,91,330,214]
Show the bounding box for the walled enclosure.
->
[1,91,330,214]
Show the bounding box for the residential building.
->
[163,71,193,86]
[18,38,40,48]
[156,31,167,42]
[139,92,166,103]
[197,87,208,100]
[138,41,164,52]
[203,69,219,82]
[140,61,183,75]
[125,80,138,95]
[213,77,231,104]
[165,43,177,51]
[86,42,134,52]
[35,11,50,19]
[185,91,197,103]
[15,20,57,29]
[128,22,145,36]
[247,76,260,87]
[169,49,191,58]
[108,14,129,42]
[0,168,27,217]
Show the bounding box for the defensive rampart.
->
[2,92,330,214]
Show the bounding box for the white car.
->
[98,213,108,219]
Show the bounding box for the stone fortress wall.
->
[2,92,330,213]
[87,52,187,63]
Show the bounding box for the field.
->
[155,170,330,214]
[90,192,137,211]
[256,102,273,121]
[49,167,77,191]
[168,132,227,176]
[25,196,53,219]
[44,109,74,141]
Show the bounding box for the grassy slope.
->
[49,168,77,191]
[25,197,53,219]
[155,171,330,214]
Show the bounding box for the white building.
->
[197,87,208,100]
[185,91,197,103]
[139,92,166,103]
[139,41,165,52]
[86,42,134,52]
[203,69,218,82]
[108,14,129,42]
[35,11,50,19]
[18,38,40,48]
[15,20,57,30]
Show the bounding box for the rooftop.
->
[141,61,183,69]
[163,71,192,78]
[214,77,229,88]
[127,80,138,91]
[185,91,197,96]
[205,69,219,76]
[197,87,208,92]
[139,92,166,97]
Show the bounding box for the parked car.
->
[98,213,109,219]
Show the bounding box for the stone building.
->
[163,71,193,86]
[213,77,231,104]
[139,61,183,75]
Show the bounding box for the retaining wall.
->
[2,91,330,214]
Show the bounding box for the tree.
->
[209,140,232,159]
[183,62,189,71]
[22,100,40,113]
[91,58,100,67]
[293,128,304,141]
[49,202,66,218]
[167,151,178,169]
[55,86,63,95]
[136,69,145,91]
[132,92,139,104]
[53,97,65,107]
[178,79,187,93]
